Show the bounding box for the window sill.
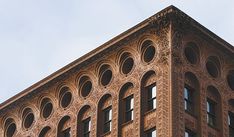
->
[208,124,219,131]
[121,120,133,127]
[144,108,156,116]
[101,131,111,137]
[185,110,197,118]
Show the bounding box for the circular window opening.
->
[184,47,198,64]
[206,57,220,78]
[42,102,53,119]
[81,80,92,97]
[122,57,134,75]
[101,69,112,86]
[143,45,156,63]
[227,70,234,90]
[24,113,34,129]
[61,91,72,108]
[6,123,16,137]
[141,40,156,63]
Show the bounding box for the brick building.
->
[0,5,234,137]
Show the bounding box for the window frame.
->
[124,95,134,123]
[103,106,112,134]
[184,85,194,114]
[82,117,91,137]
[146,83,157,111]
[207,98,216,127]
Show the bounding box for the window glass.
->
[125,95,134,122]
[207,99,216,127]
[184,86,193,113]
[83,118,91,137]
[103,107,112,133]
[147,84,157,111]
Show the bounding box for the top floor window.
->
[125,95,134,122]
[147,84,157,111]
[103,107,112,134]
[207,99,216,127]
[184,86,193,113]
[83,117,91,137]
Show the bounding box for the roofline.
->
[1,5,233,110]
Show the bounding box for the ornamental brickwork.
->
[0,5,234,137]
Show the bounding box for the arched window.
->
[184,72,200,116]
[119,82,134,126]
[141,71,157,114]
[4,118,16,137]
[97,94,112,136]
[77,105,92,137]
[228,99,234,136]
[39,126,51,137]
[206,86,222,129]
[57,116,71,137]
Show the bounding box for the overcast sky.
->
[0,0,233,103]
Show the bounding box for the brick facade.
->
[0,6,233,137]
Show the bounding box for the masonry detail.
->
[0,6,234,137]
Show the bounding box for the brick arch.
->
[75,72,95,99]
[2,117,17,137]
[136,34,159,54]
[205,56,222,78]
[55,83,75,109]
[77,105,92,137]
[116,48,137,76]
[36,93,56,110]
[38,126,51,137]
[97,94,112,136]
[115,47,138,66]
[95,62,115,87]
[57,115,71,137]
[95,59,117,76]
[206,85,223,134]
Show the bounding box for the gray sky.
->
[0,0,233,103]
